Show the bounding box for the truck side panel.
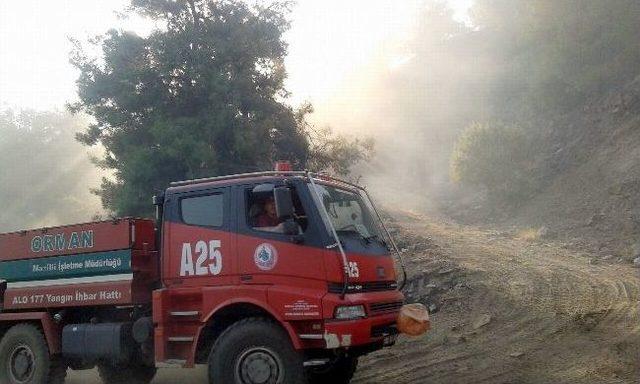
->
[4,280,134,310]
[0,249,132,282]
[152,285,305,367]
[0,219,155,261]
[0,219,158,310]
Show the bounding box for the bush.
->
[451,122,538,207]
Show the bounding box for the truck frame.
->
[0,167,407,384]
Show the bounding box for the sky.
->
[0,0,473,112]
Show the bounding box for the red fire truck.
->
[0,165,408,384]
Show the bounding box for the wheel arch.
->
[0,312,60,354]
[193,299,300,364]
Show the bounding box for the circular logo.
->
[254,243,278,271]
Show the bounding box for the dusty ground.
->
[67,211,639,384]
[355,211,640,384]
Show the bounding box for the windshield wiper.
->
[364,234,388,248]
[336,224,368,238]
[336,225,387,247]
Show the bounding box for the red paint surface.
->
[0,218,155,261]
[4,280,133,309]
[152,220,403,364]
[324,311,398,346]
[162,222,236,288]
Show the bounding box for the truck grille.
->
[328,281,398,294]
[369,300,403,315]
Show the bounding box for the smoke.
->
[0,109,104,232]
[0,1,485,231]
[306,2,488,211]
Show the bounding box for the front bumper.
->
[318,290,404,349]
[322,310,399,349]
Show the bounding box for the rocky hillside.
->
[355,212,639,384]
[445,75,640,263]
[511,75,640,261]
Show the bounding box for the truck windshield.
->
[309,183,383,242]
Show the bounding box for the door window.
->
[246,188,307,233]
[181,194,224,227]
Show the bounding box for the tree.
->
[70,0,311,216]
[0,109,102,232]
[451,122,539,207]
[295,103,374,177]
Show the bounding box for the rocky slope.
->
[354,211,639,384]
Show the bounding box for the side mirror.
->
[274,187,294,220]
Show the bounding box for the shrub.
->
[451,122,538,207]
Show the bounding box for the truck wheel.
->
[306,356,358,384]
[208,318,306,384]
[97,363,156,384]
[0,323,67,384]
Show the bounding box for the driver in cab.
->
[255,196,280,228]
[253,195,302,235]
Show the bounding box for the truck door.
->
[235,182,326,285]
[162,187,236,287]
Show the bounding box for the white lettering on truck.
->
[180,240,223,276]
[30,230,94,253]
[347,261,360,278]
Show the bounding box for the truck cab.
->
[154,169,405,382]
[0,166,408,384]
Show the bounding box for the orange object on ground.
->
[397,303,431,336]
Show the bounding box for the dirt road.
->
[355,211,639,384]
[67,211,639,384]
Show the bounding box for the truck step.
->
[168,336,194,342]
[298,334,323,340]
[304,358,330,367]
[170,311,200,317]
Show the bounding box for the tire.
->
[98,363,156,384]
[306,356,358,384]
[0,323,67,384]
[208,317,306,384]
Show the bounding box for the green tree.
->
[294,103,374,177]
[307,127,374,177]
[70,0,311,216]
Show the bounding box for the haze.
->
[0,0,473,111]
[1,1,640,383]
[0,0,473,231]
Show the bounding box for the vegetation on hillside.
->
[438,0,640,210]
[471,0,640,118]
[451,123,539,207]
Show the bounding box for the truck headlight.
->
[334,305,366,320]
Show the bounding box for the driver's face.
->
[265,199,276,216]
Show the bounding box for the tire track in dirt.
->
[354,211,639,384]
